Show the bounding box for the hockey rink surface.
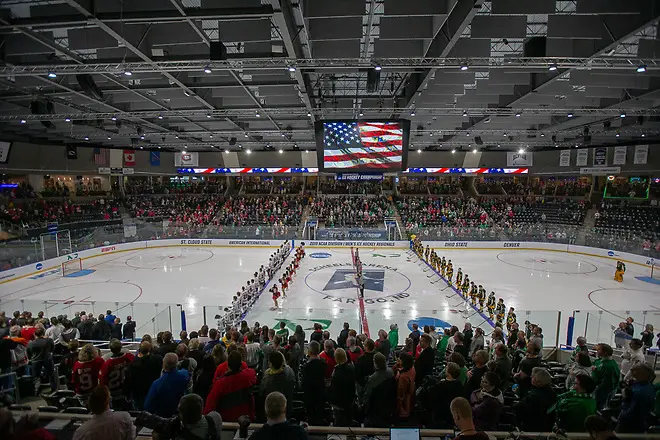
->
[0,244,658,345]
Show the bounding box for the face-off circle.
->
[304,262,412,304]
[496,251,598,274]
[125,248,214,269]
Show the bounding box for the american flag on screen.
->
[323,121,403,169]
[93,147,110,165]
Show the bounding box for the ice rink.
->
[1,243,658,345]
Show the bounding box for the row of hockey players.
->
[411,236,518,332]
[269,243,306,309]
[219,241,292,328]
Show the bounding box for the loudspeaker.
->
[523,37,546,57]
[76,74,103,100]
[210,42,227,60]
[367,68,380,93]
[474,136,483,145]
[229,137,237,146]
[30,100,55,129]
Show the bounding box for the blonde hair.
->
[334,347,347,364]
[78,343,97,362]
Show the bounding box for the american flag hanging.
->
[323,121,403,169]
[93,147,110,165]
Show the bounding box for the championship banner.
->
[0,141,12,163]
[613,146,627,165]
[634,145,648,164]
[593,147,607,166]
[559,150,571,167]
[576,149,588,166]
[506,152,533,166]
[335,173,383,181]
[123,149,136,167]
[404,168,528,174]
[174,151,199,167]
[177,167,318,174]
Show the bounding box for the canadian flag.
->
[123,149,136,166]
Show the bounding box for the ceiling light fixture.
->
[515,112,521,117]
[123,70,132,76]
[540,133,545,137]
[463,110,468,117]
[374,65,382,71]
[111,116,117,121]
[140,135,145,140]
[47,72,57,78]
[209,134,213,138]
[641,133,646,137]
[451,149,456,154]
[20,119,26,124]
[225,149,230,154]
[417,149,422,153]
[288,66,296,72]
[158,115,163,119]
[107,136,111,140]
[548,63,558,71]
[244,133,249,138]
[206,114,212,118]
[567,112,574,118]
[472,148,477,154]
[518,148,525,154]
[65,117,71,122]
[305,150,309,153]
[255,112,260,118]
[636,65,647,73]
[460,64,468,71]
[246,149,252,154]
[203,66,212,74]
[307,112,312,117]
[359,111,364,116]
[615,132,620,137]
[279,149,283,154]
[84,136,89,141]
[410,110,416,116]
[620,112,626,118]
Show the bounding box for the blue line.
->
[418,253,496,329]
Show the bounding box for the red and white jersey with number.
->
[71,357,105,395]
[100,352,135,396]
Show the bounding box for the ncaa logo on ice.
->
[310,252,332,259]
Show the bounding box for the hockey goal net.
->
[61,258,83,276]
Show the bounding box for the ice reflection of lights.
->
[383,308,392,320]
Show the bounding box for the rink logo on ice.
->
[323,269,385,292]
[310,252,332,259]
[29,268,59,279]
[607,250,619,257]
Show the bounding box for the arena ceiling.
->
[0,0,658,153]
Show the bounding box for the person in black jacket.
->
[91,314,111,341]
[328,348,356,426]
[250,391,309,440]
[309,324,323,344]
[301,341,326,426]
[430,362,464,428]
[363,352,396,427]
[337,322,350,349]
[452,332,468,360]
[77,315,93,340]
[124,341,163,410]
[465,350,489,398]
[122,316,136,341]
[110,317,123,340]
[375,329,391,360]
[355,339,376,389]
[156,331,178,356]
[414,334,435,388]
[514,367,557,431]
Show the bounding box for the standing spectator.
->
[469,328,485,357]
[309,323,323,344]
[592,343,620,410]
[362,352,396,427]
[125,341,163,410]
[44,317,63,343]
[6,326,28,374]
[513,342,539,397]
[136,394,222,440]
[408,324,421,355]
[566,351,592,391]
[71,344,104,396]
[469,372,504,431]
[428,362,464,428]
[414,334,434,388]
[301,341,326,426]
[244,333,261,370]
[204,351,257,421]
[249,392,308,440]
[640,324,654,349]
[92,315,111,341]
[294,325,305,353]
[450,397,489,440]
[337,322,349,349]
[194,344,226,401]
[110,318,122,340]
[392,351,415,422]
[275,321,289,342]
[27,326,57,391]
[463,323,473,353]
[388,324,399,350]
[621,338,645,381]
[21,318,37,341]
[616,363,656,433]
[260,351,296,418]
[355,339,376,391]
[549,374,597,432]
[514,367,557,431]
[157,331,178,356]
[283,336,301,381]
[122,317,136,341]
[78,315,93,340]
[72,385,135,440]
[328,348,356,426]
[145,353,190,417]
[624,316,634,336]
[465,350,489,398]
[100,339,134,408]
[104,310,116,325]
[375,329,391,359]
[346,336,362,363]
[571,336,589,361]
[319,339,336,382]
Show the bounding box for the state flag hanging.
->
[123,149,136,166]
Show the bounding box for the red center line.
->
[351,247,370,338]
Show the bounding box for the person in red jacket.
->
[204,350,257,421]
[71,344,104,396]
[99,339,134,407]
[319,340,337,382]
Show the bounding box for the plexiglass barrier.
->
[572,310,659,348]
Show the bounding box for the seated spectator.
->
[465,350,489,398]
[450,397,490,440]
[566,351,592,391]
[72,385,135,440]
[145,353,190,417]
[72,344,104,397]
[260,351,296,418]
[550,374,597,432]
[301,340,327,426]
[586,415,620,440]
[362,352,396,427]
[513,341,540,397]
[204,351,257,421]
[427,362,464,428]
[592,343,620,410]
[617,363,656,433]
[571,336,589,361]
[329,348,356,426]
[125,341,163,410]
[250,391,308,440]
[514,367,557,431]
[469,372,504,431]
[137,393,223,440]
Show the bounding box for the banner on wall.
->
[150,151,160,166]
[593,147,607,166]
[123,149,135,166]
[634,145,648,164]
[174,151,199,167]
[559,150,571,167]
[576,149,588,166]
[66,145,77,160]
[506,152,533,166]
[613,146,627,165]
[580,167,621,175]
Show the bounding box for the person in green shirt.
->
[448,352,468,385]
[549,373,597,432]
[437,329,451,362]
[388,323,399,349]
[275,321,289,344]
[591,343,620,410]
[570,336,589,363]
